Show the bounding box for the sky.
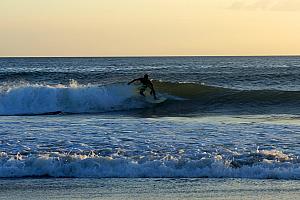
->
[0,0,300,56]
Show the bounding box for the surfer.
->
[128,74,157,99]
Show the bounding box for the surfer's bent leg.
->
[151,88,157,99]
[140,86,146,97]
[140,90,145,96]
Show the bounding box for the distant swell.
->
[0,80,299,116]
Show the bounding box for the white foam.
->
[0,152,299,179]
[0,81,145,115]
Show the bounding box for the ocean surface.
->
[1,178,300,200]
[0,56,299,180]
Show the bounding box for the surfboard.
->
[145,96,167,104]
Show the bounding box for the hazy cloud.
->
[229,0,300,11]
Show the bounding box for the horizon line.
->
[1,54,300,58]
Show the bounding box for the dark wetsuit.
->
[128,77,157,99]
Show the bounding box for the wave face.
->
[0,80,299,115]
[152,81,300,115]
[0,150,299,179]
[153,81,300,103]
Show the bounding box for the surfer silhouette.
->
[128,74,157,100]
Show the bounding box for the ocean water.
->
[1,178,300,200]
[0,56,299,179]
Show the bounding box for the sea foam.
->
[0,151,299,179]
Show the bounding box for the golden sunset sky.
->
[1,0,300,56]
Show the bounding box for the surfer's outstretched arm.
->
[128,78,140,85]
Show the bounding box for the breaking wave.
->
[0,150,299,179]
[0,80,147,115]
[0,80,299,115]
